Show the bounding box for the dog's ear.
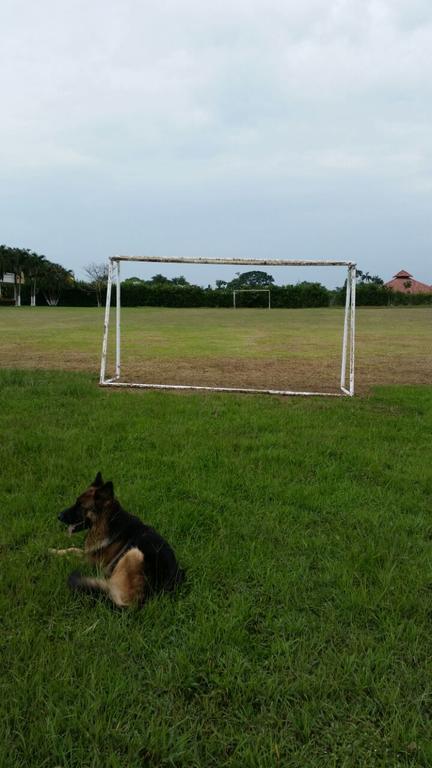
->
[93,472,104,487]
[95,481,114,505]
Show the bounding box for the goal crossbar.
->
[100,256,356,397]
[112,256,354,266]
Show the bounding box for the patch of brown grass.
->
[1,306,430,394]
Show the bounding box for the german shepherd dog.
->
[51,473,185,607]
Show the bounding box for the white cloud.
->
[0,0,431,278]
[1,0,431,180]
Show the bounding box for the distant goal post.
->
[100,256,356,397]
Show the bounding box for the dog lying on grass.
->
[50,473,185,608]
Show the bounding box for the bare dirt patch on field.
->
[2,352,430,394]
[117,355,431,394]
[0,345,97,372]
[117,357,342,393]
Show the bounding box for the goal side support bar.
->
[100,256,356,397]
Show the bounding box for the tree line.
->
[1,246,431,307]
[0,246,73,306]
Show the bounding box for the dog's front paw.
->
[68,570,82,590]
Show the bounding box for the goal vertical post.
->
[100,258,114,384]
[349,263,356,396]
[340,263,356,397]
[115,259,121,380]
[340,265,351,391]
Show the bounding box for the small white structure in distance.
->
[0,272,26,306]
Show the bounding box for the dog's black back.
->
[111,509,185,594]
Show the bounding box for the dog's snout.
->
[58,509,68,523]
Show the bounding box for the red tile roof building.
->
[385,270,432,294]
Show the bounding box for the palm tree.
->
[1,246,72,306]
[25,251,46,306]
[39,261,74,305]
[2,247,26,305]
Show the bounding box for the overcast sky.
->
[1,0,431,287]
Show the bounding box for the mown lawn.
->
[1,305,430,363]
[1,369,431,767]
[1,306,431,392]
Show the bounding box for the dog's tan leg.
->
[108,548,146,607]
[67,549,145,606]
[49,547,84,556]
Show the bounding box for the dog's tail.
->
[166,566,186,592]
[68,570,110,598]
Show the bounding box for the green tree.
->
[84,262,108,307]
[227,270,275,289]
[39,261,74,305]
[149,274,172,285]
[123,277,145,285]
[357,271,384,285]
[0,245,47,305]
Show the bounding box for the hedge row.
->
[6,282,331,308]
[332,283,432,306]
[3,281,432,308]
[112,283,331,308]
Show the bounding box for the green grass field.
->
[1,307,431,767]
[1,306,431,391]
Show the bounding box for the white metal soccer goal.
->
[100,256,356,397]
